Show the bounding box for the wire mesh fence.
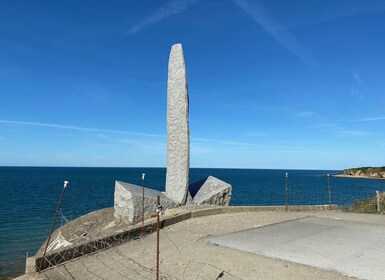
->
[30,172,385,279]
[231,173,385,208]
[35,206,243,280]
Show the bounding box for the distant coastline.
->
[332,166,385,180]
[332,173,385,180]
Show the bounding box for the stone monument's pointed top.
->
[169,44,186,72]
[171,43,183,50]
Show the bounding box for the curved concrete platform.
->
[15,207,385,280]
[28,205,336,272]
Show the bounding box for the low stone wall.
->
[31,204,337,272]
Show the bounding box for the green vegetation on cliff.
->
[343,166,385,179]
[350,192,385,213]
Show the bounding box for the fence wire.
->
[232,175,385,207]
[33,175,385,279]
[36,215,241,280]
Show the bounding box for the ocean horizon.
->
[1,166,385,276]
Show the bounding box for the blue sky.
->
[1,0,385,169]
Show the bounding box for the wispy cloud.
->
[350,71,365,100]
[266,2,385,31]
[111,137,166,152]
[338,130,370,137]
[310,123,338,128]
[297,111,314,117]
[0,69,11,79]
[192,137,257,147]
[353,71,365,87]
[357,116,385,122]
[0,120,164,138]
[349,89,365,100]
[127,0,197,34]
[191,136,311,154]
[0,67,22,80]
[232,0,316,66]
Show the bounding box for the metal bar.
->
[327,174,332,210]
[285,172,288,212]
[376,191,380,212]
[156,195,160,280]
[39,181,69,272]
[141,173,145,236]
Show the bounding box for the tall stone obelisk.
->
[165,43,190,204]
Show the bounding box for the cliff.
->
[343,167,385,179]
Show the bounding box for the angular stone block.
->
[166,43,190,204]
[191,176,232,206]
[114,181,176,224]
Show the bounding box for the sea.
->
[1,166,385,277]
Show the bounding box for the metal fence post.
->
[39,181,69,272]
[376,191,380,212]
[156,195,161,280]
[285,172,288,212]
[327,174,332,210]
[141,173,145,236]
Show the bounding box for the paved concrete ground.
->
[17,210,385,280]
[204,216,385,280]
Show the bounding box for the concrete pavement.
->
[204,216,385,280]
[16,210,385,280]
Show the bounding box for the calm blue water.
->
[1,167,385,276]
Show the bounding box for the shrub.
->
[351,192,385,213]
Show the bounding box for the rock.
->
[343,167,385,179]
[165,43,190,204]
[114,181,176,224]
[191,176,232,206]
[184,191,194,205]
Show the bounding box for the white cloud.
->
[297,111,314,117]
[192,137,257,147]
[349,89,365,101]
[357,116,385,122]
[111,137,166,153]
[353,71,365,87]
[127,0,197,35]
[232,0,316,66]
[349,71,366,100]
[0,69,11,79]
[310,123,338,128]
[338,130,370,137]
[0,120,164,138]
[267,1,385,31]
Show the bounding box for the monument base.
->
[189,176,232,206]
[114,181,176,225]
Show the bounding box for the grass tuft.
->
[350,192,385,213]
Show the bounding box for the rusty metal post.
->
[327,174,332,210]
[39,181,69,272]
[156,195,160,280]
[141,173,145,236]
[376,191,380,212]
[285,172,288,212]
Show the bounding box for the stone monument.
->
[114,181,176,224]
[189,176,232,206]
[165,44,190,205]
[113,43,232,225]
